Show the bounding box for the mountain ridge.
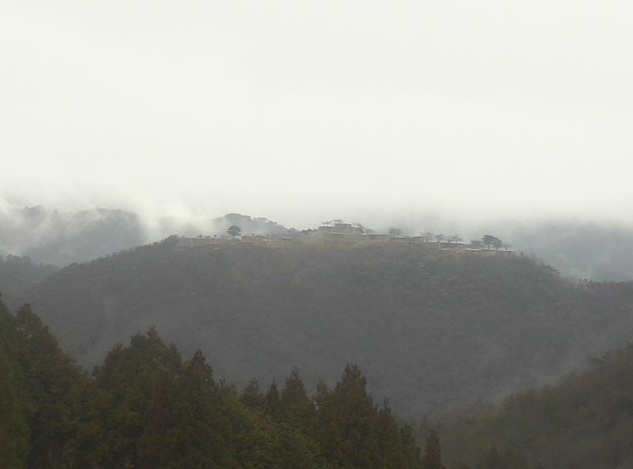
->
[15,236,633,418]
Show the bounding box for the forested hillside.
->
[16,237,633,417]
[440,345,633,469]
[0,294,422,469]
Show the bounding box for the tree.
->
[8,303,104,469]
[311,363,421,469]
[94,328,182,468]
[0,297,30,469]
[280,367,314,430]
[447,235,463,244]
[241,379,266,412]
[264,382,282,420]
[227,225,241,238]
[137,350,222,469]
[422,430,442,469]
[313,364,379,468]
[482,235,502,250]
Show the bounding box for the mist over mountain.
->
[0,206,146,266]
[14,236,633,418]
[0,206,291,266]
[500,221,633,281]
[4,204,633,284]
[4,1,633,465]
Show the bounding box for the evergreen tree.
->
[314,363,380,468]
[240,378,266,412]
[423,430,442,469]
[400,422,424,469]
[0,296,107,469]
[13,304,102,469]
[94,328,182,468]
[265,381,282,420]
[280,367,315,430]
[137,350,223,469]
[0,296,30,469]
[314,379,330,409]
[375,400,405,469]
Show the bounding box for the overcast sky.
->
[1,0,632,228]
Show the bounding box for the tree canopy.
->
[0,295,424,469]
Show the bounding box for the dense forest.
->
[6,285,633,468]
[0,293,424,469]
[5,233,633,467]
[438,345,633,469]
[13,237,633,417]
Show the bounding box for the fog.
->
[2,0,633,232]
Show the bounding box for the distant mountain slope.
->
[442,344,633,469]
[0,207,292,266]
[0,255,58,308]
[505,221,633,281]
[0,206,146,265]
[20,236,633,417]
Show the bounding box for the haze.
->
[2,0,632,229]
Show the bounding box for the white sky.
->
[1,0,632,228]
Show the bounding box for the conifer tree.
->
[265,381,282,420]
[400,424,424,469]
[13,304,102,469]
[94,328,182,468]
[375,400,405,469]
[280,367,314,430]
[314,363,380,468]
[0,296,30,469]
[422,430,442,469]
[137,350,222,469]
[240,378,266,412]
